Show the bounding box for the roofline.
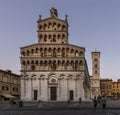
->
[20,43,85,51]
[0,69,20,77]
[37,17,67,24]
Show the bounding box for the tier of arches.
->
[22,73,83,81]
[38,22,67,31]
[38,33,67,44]
[21,47,84,57]
[21,59,84,71]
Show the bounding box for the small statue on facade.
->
[50,7,58,18]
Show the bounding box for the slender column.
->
[28,78,32,100]
[75,79,77,97]
[57,78,60,101]
[24,76,26,97]
[31,78,33,101]
[47,78,49,101]
[48,86,50,101]
[59,78,61,97]
[38,78,41,100]
[21,78,25,99]
[67,78,69,100]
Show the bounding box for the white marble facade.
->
[21,72,87,101]
[20,8,91,102]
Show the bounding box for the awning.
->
[1,93,17,99]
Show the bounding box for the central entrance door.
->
[34,90,38,101]
[69,90,74,100]
[50,87,57,100]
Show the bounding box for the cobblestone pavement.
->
[0,109,120,115]
[0,100,120,115]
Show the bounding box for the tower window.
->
[94,64,97,68]
[94,58,98,62]
[95,70,97,74]
[31,65,35,70]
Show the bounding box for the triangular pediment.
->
[38,17,67,25]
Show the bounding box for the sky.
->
[0,0,120,81]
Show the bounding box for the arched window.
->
[21,51,25,56]
[95,64,97,68]
[31,65,35,70]
[94,58,98,62]
[58,34,60,39]
[62,25,66,30]
[80,51,83,56]
[39,35,42,39]
[53,48,56,57]
[27,50,30,56]
[27,60,30,64]
[57,24,61,30]
[22,61,25,65]
[80,60,83,65]
[36,48,38,53]
[39,25,42,30]
[75,51,79,57]
[31,49,34,54]
[71,49,74,53]
[35,60,38,65]
[95,70,97,74]
[31,60,34,64]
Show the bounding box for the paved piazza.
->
[0,100,120,115]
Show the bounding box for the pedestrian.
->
[97,95,102,107]
[79,97,81,104]
[36,100,43,109]
[93,96,97,108]
[102,96,106,108]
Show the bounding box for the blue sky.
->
[0,0,120,81]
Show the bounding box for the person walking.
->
[102,96,106,108]
[93,96,97,108]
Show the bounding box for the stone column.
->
[67,78,69,100]
[47,78,49,101]
[31,78,33,101]
[38,78,41,100]
[59,78,61,98]
[75,79,77,97]
[24,77,26,97]
[57,78,60,101]
[20,78,25,100]
[80,79,85,100]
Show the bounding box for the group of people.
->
[9,99,23,108]
[93,95,106,108]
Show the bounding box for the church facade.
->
[20,8,91,101]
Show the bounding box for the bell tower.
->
[91,51,101,98]
[92,52,100,79]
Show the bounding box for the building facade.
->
[90,52,101,99]
[100,78,112,98]
[112,79,120,99]
[20,8,91,101]
[0,70,20,101]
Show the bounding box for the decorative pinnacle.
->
[65,14,68,22]
[39,15,42,20]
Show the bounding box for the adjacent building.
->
[112,79,120,99]
[20,7,91,101]
[0,70,20,101]
[100,78,112,98]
